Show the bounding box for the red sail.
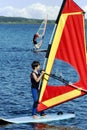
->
[37,0,87,112]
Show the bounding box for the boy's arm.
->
[32,71,44,82]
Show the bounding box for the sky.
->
[0,0,87,19]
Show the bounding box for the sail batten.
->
[37,0,87,112]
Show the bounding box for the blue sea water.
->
[0,23,87,130]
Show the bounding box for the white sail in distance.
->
[34,16,48,49]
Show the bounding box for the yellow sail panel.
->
[39,14,68,101]
[42,89,81,107]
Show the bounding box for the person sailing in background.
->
[33,33,42,49]
[33,33,39,45]
[30,61,46,119]
[32,16,48,50]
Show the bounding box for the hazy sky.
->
[0,0,87,19]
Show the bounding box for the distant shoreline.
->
[0,16,55,24]
[0,16,87,25]
[0,22,54,24]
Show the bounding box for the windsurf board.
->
[0,113,75,124]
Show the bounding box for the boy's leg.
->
[31,88,38,116]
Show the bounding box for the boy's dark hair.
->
[31,61,40,69]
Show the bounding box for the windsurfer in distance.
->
[33,33,39,45]
[32,33,42,49]
[30,61,46,119]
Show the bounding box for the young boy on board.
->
[30,61,46,119]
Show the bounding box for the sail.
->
[34,16,48,49]
[37,0,87,112]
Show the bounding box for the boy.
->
[30,61,46,119]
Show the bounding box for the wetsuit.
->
[33,34,39,45]
[31,71,44,116]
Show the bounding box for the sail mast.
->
[56,0,66,24]
[42,0,65,70]
[38,24,57,90]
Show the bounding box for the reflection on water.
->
[31,123,82,130]
[0,122,82,130]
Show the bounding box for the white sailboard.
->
[0,113,75,124]
[32,48,47,53]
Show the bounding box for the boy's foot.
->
[33,115,39,119]
[40,113,47,116]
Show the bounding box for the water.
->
[0,24,87,130]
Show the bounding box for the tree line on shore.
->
[0,16,55,24]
